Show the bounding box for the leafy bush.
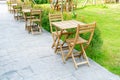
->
[34,0,48,4]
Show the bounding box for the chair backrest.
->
[10,0,17,4]
[74,22,96,46]
[30,9,42,19]
[17,2,24,7]
[30,9,42,20]
[31,9,42,15]
[49,13,63,33]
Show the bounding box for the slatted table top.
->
[51,20,85,29]
[22,9,30,13]
[11,3,17,6]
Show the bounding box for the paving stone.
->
[0,70,23,80]
[18,66,35,78]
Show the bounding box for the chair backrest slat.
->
[49,14,63,21]
[79,25,95,33]
[31,9,42,15]
[78,22,96,33]
[79,29,94,34]
[50,18,62,22]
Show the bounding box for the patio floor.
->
[0,2,120,80]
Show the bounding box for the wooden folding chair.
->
[65,22,96,69]
[13,4,18,19]
[49,13,73,63]
[13,2,23,20]
[29,9,42,34]
[49,13,63,48]
[22,5,31,30]
[9,0,17,13]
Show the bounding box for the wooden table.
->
[11,3,17,6]
[51,20,85,62]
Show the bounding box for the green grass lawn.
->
[74,4,120,75]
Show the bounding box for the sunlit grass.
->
[74,4,120,75]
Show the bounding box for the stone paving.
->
[0,2,120,80]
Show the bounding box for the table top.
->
[11,3,17,6]
[51,20,85,29]
[22,9,30,13]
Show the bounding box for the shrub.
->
[34,0,48,4]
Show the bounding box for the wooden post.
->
[93,0,96,5]
[83,0,88,7]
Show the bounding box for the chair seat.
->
[66,37,88,45]
[31,19,41,22]
[14,9,22,15]
[26,16,35,19]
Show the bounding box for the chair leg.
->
[67,43,71,51]
[52,35,57,48]
[59,43,65,63]
[38,25,42,32]
[28,26,31,33]
[54,33,61,53]
[71,53,78,69]
[66,43,78,69]
[25,19,27,30]
[17,11,21,20]
[54,39,59,53]
[16,12,18,20]
[31,27,34,34]
[80,44,90,66]
[79,44,84,59]
[13,9,15,18]
[66,46,74,60]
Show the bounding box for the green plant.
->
[34,0,48,4]
[21,0,24,2]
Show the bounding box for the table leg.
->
[54,29,66,63]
